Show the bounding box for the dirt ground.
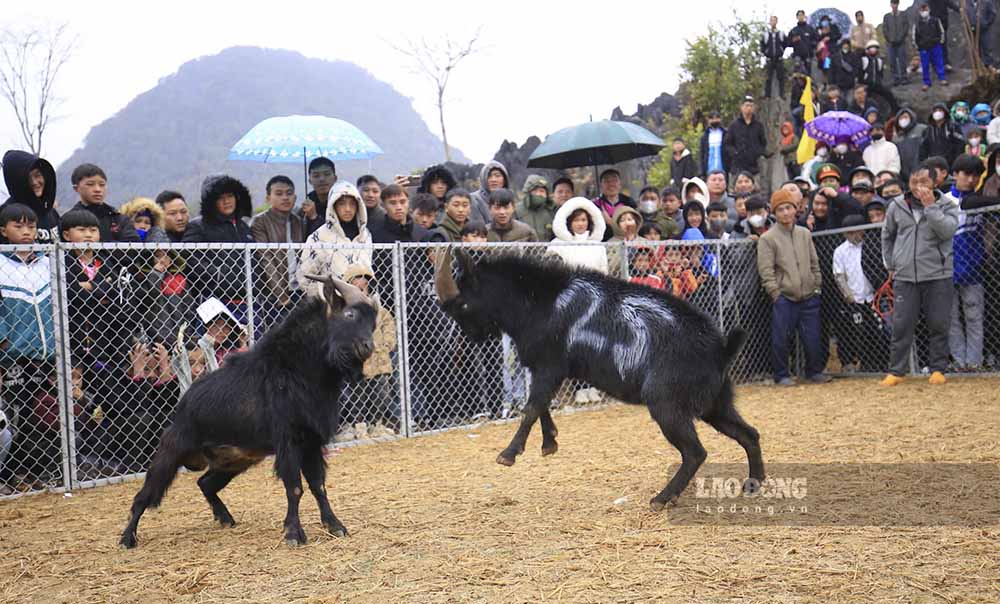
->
[1,378,998,604]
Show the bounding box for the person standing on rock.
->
[915,1,950,90]
[724,96,767,189]
[927,0,958,71]
[883,0,911,85]
[761,15,788,99]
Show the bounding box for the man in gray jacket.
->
[881,168,959,386]
[882,0,910,85]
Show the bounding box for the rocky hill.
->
[55,46,464,209]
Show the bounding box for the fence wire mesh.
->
[2,205,998,500]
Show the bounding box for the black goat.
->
[119,277,378,548]
[435,248,764,510]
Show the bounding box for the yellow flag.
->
[796,77,817,165]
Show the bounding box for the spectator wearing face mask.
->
[830,139,864,175]
[863,123,902,176]
[964,128,987,161]
[801,142,829,187]
[914,3,948,91]
[637,186,681,239]
[921,102,966,165]
[731,196,773,240]
[894,107,927,182]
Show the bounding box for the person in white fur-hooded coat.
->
[545,196,609,274]
[297,181,373,296]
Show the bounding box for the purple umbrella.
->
[805,111,871,149]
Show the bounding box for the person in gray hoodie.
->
[893,107,927,183]
[880,167,960,386]
[469,160,509,226]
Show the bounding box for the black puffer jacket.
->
[920,103,966,164]
[1,150,60,243]
[68,201,139,243]
[182,175,254,302]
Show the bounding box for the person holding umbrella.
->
[592,169,636,241]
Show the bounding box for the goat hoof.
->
[649,495,678,512]
[283,527,307,546]
[119,532,138,549]
[215,512,237,528]
[324,521,349,538]
[742,478,762,496]
[496,453,516,466]
[541,442,558,457]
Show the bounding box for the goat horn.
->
[433,247,460,302]
[330,276,372,308]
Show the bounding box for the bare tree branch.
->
[0,23,76,155]
[386,27,483,162]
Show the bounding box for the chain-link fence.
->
[3,206,999,500]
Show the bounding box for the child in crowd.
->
[0,204,56,488]
[546,197,609,273]
[628,248,664,289]
[460,222,488,244]
[660,247,699,300]
[69,163,139,242]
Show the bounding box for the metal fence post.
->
[49,244,77,492]
[243,247,256,345]
[619,241,629,278]
[392,243,413,438]
[715,242,725,334]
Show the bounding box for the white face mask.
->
[898,117,911,129]
[835,144,849,154]
[816,148,829,158]
[920,10,930,18]
[748,214,766,228]
[638,200,658,214]
[969,137,981,147]
[933,110,946,121]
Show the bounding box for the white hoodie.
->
[862,138,901,176]
[297,181,373,295]
[545,197,609,274]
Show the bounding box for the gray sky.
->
[2,0,881,169]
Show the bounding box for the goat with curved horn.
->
[433,248,460,303]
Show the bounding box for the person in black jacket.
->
[1,149,60,243]
[761,15,787,98]
[914,2,949,89]
[830,38,861,93]
[724,96,768,181]
[920,102,965,164]
[788,10,817,73]
[68,164,140,243]
[669,138,699,189]
[927,0,959,69]
[182,174,254,313]
[303,157,337,237]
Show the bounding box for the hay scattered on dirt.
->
[1,378,999,603]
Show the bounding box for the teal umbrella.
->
[228,115,383,192]
[526,119,665,169]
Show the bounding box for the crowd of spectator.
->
[2,1,1000,494]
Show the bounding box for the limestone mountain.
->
[55,46,464,209]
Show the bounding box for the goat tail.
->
[722,328,748,367]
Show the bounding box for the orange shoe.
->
[928,371,947,385]
[880,374,905,386]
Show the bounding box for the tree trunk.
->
[438,88,450,162]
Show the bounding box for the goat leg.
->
[539,411,559,457]
[275,446,307,546]
[497,372,561,466]
[649,416,707,511]
[302,446,348,537]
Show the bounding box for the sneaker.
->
[775,377,796,387]
[880,374,904,386]
[922,85,930,91]
[806,373,832,384]
[587,388,603,403]
[945,64,953,72]
[574,389,590,405]
[928,371,947,385]
[941,79,949,86]
[0,484,14,496]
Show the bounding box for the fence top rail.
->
[47,241,397,251]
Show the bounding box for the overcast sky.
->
[2,0,882,170]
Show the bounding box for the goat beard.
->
[326,346,365,381]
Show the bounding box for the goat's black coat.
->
[119,296,377,548]
[438,252,764,509]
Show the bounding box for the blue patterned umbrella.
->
[228,115,383,163]
[809,8,851,38]
[805,111,871,149]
